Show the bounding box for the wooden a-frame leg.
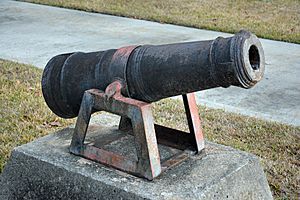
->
[70,91,94,155]
[182,93,205,152]
[129,105,161,180]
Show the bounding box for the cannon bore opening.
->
[249,45,260,70]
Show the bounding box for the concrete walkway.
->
[1,0,299,126]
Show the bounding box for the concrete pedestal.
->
[0,113,272,200]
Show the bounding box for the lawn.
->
[0,59,299,199]
[0,60,75,173]
[22,0,300,44]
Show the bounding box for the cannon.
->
[42,30,265,180]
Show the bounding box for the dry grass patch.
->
[153,100,300,199]
[0,59,299,199]
[22,0,300,43]
[0,59,75,173]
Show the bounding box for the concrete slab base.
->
[0,114,272,200]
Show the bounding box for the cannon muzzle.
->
[42,30,265,118]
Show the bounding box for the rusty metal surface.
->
[70,81,205,180]
[42,30,265,118]
[70,81,161,180]
[43,30,265,180]
[183,93,205,151]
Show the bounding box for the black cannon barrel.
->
[42,30,265,118]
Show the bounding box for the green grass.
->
[0,59,299,199]
[22,0,300,44]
